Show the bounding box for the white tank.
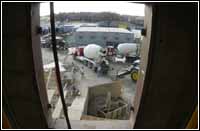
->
[84,44,103,59]
[117,43,138,57]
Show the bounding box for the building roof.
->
[76,27,132,34]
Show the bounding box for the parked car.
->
[40,35,68,50]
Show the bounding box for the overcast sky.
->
[40,1,145,16]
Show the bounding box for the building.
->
[73,27,134,47]
[58,24,77,33]
[79,23,98,27]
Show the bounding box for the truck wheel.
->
[131,70,138,82]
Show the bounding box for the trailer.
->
[116,59,140,82]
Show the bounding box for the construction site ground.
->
[41,48,136,122]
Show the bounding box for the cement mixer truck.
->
[115,43,141,82]
[116,43,140,63]
[72,44,109,75]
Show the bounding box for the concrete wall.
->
[87,81,123,116]
[3,3,49,128]
[133,3,198,129]
[88,81,123,99]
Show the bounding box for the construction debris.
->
[42,49,135,121]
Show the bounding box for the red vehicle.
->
[106,46,116,56]
[74,46,85,56]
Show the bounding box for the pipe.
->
[49,2,71,129]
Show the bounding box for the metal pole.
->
[49,2,71,129]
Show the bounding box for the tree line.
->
[53,12,144,25]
